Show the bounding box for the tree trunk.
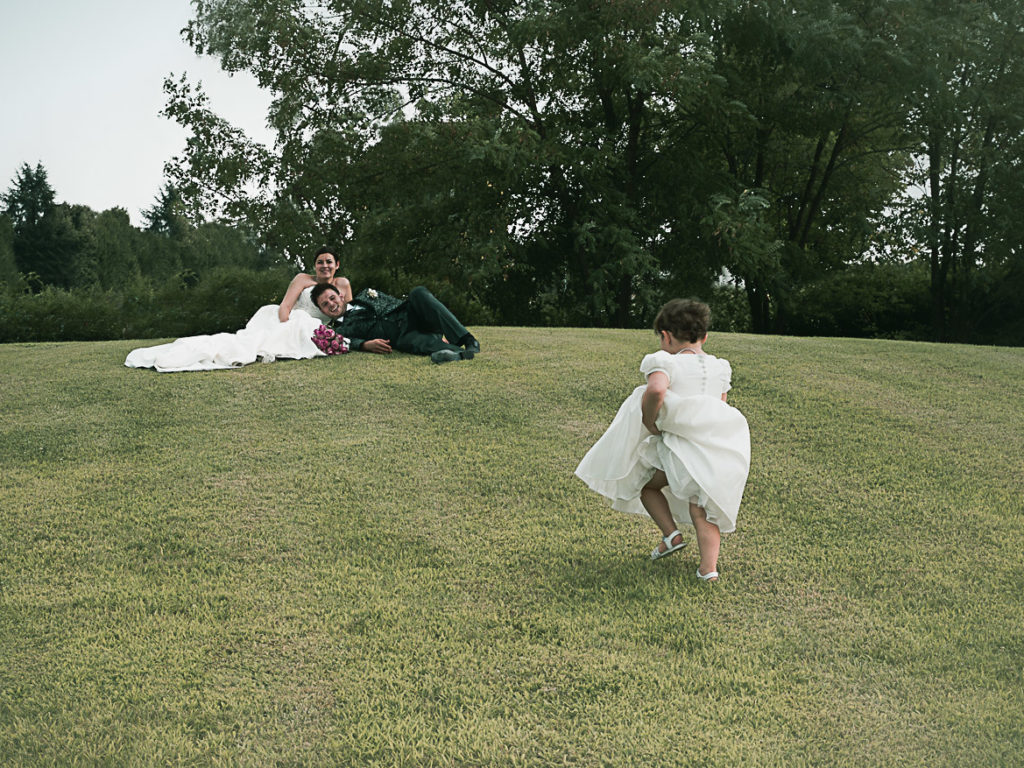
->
[746,282,771,333]
[926,128,947,341]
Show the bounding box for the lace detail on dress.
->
[294,286,331,323]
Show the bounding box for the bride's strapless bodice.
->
[294,285,330,323]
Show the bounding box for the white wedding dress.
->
[575,350,750,532]
[125,286,330,372]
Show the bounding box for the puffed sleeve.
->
[719,358,733,394]
[640,350,673,381]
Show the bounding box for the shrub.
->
[0,265,294,343]
[787,261,931,340]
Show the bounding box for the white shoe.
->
[696,567,719,581]
[650,530,684,561]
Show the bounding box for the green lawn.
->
[1,330,1022,766]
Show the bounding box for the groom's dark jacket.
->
[329,289,405,351]
[329,286,469,357]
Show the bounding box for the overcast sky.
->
[0,0,274,225]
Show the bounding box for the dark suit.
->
[333,286,471,356]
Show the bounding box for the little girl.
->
[575,299,750,581]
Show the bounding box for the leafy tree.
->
[184,221,274,273]
[164,0,1024,338]
[168,0,728,326]
[695,0,914,332]
[892,0,1024,341]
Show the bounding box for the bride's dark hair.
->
[654,298,711,343]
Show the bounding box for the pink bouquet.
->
[312,325,350,355]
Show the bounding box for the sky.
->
[0,0,274,226]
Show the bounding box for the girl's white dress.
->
[575,350,750,533]
[124,286,330,372]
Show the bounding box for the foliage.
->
[787,260,932,340]
[0,162,282,303]
[68,206,143,289]
[697,0,914,331]
[0,266,292,343]
[1,163,75,288]
[1,162,55,229]
[893,0,1024,341]
[142,183,191,240]
[0,214,19,285]
[707,281,754,335]
[6,3,1023,341]
[2,331,1022,764]
[170,0,1016,335]
[166,0,732,326]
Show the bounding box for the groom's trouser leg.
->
[395,329,455,356]
[396,286,470,355]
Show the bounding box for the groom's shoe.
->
[461,335,481,359]
[430,349,463,364]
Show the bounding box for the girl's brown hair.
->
[653,298,711,343]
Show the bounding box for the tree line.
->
[4,1,1022,345]
[0,163,294,343]
[165,0,1023,344]
[0,163,276,292]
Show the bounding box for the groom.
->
[311,282,480,364]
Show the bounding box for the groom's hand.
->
[363,339,392,354]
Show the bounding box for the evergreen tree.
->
[76,207,143,289]
[2,162,55,230]
[1,163,76,288]
[142,183,191,240]
[0,214,19,286]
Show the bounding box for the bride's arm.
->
[278,274,314,322]
[333,276,353,306]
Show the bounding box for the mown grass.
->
[1,329,1022,767]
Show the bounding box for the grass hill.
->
[1,330,1021,766]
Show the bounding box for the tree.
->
[3,163,57,286]
[168,0,727,326]
[0,214,19,286]
[166,0,1024,337]
[2,162,55,231]
[142,183,191,240]
[695,0,914,332]
[1,163,84,288]
[74,207,143,289]
[893,0,1024,341]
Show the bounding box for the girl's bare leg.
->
[689,502,720,577]
[641,471,683,553]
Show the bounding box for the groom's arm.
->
[342,333,391,353]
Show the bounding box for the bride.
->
[125,247,352,372]
[277,247,352,322]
